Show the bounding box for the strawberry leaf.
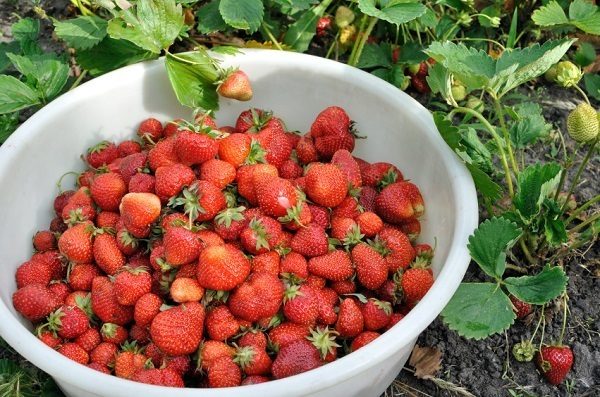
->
[76,37,156,76]
[283,0,333,52]
[7,53,69,102]
[107,0,185,54]
[441,282,515,339]
[0,75,41,114]
[197,0,228,34]
[508,102,552,149]
[504,265,567,305]
[219,0,264,33]
[468,217,522,279]
[358,0,426,26]
[532,1,569,27]
[583,73,600,101]
[53,16,108,50]
[513,163,561,222]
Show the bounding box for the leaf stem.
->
[452,37,506,51]
[559,293,568,346]
[449,107,514,197]
[348,14,368,65]
[568,211,600,234]
[565,194,600,226]
[505,263,528,274]
[492,97,520,177]
[349,16,378,67]
[519,238,537,266]
[325,32,340,59]
[529,304,545,344]
[573,84,591,105]
[560,136,598,214]
[261,23,283,51]
[69,70,87,91]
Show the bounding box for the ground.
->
[0,1,598,396]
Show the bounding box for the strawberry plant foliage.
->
[505,266,568,305]
[358,0,427,26]
[219,0,264,33]
[533,0,600,35]
[283,0,333,52]
[0,75,41,114]
[165,51,220,111]
[53,16,108,50]
[513,163,562,222]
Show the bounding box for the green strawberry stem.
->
[529,303,545,344]
[349,16,378,67]
[558,293,568,346]
[492,97,520,177]
[325,31,340,59]
[519,239,537,266]
[572,84,591,105]
[448,107,514,197]
[568,210,600,234]
[565,194,600,226]
[560,135,598,214]
[261,23,283,51]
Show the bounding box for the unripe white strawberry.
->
[556,61,581,88]
[567,103,599,143]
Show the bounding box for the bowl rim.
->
[0,49,478,396]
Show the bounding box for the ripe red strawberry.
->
[118,152,148,185]
[252,251,281,275]
[279,159,303,179]
[510,295,532,319]
[237,164,278,205]
[280,252,309,279]
[93,233,125,275]
[87,362,110,374]
[378,227,416,272]
[163,355,191,376]
[296,136,319,165]
[119,193,161,238]
[218,133,252,168]
[307,204,330,229]
[310,106,355,159]
[59,222,94,263]
[154,163,195,202]
[15,260,54,288]
[197,244,251,291]
[384,312,405,331]
[199,340,235,371]
[238,331,268,350]
[358,185,377,212]
[13,284,61,321]
[239,216,282,255]
[331,149,362,187]
[352,243,387,290]
[375,181,424,224]
[134,293,162,326]
[200,159,236,189]
[208,356,242,388]
[131,368,184,387]
[128,173,155,193]
[290,223,329,258]
[150,302,205,356]
[86,141,119,169]
[336,298,364,338]
[283,284,320,325]
[54,190,75,215]
[117,140,141,157]
[401,268,434,305]
[163,227,201,266]
[185,180,227,222]
[33,230,57,252]
[92,212,117,230]
[234,345,272,376]
[330,216,358,241]
[58,342,89,365]
[148,136,178,171]
[218,70,253,101]
[49,217,68,233]
[213,207,247,241]
[74,328,101,352]
[114,228,138,256]
[308,250,353,281]
[242,376,269,385]
[113,266,152,306]
[129,324,150,344]
[362,162,402,188]
[316,288,338,325]
[356,211,383,237]
[228,272,284,322]
[115,348,147,379]
[90,173,127,212]
[316,16,331,37]
[255,176,298,218]
[361,298,392,331]
[268,322,309,350]
[137,118,163,142]
[235,108,271,133]
[170,277,204,303]
[205,305,239,341]
[90,342,118,367]
[101,323,128,345]
[306,163,348,207]
[68,263,100,291]
[350,331,380,351]
[272,339,322,379]
[47,305,89,338]
[37,328,62,348]
[536,345,573,385]
[91,276,133,325]
[175,130,218,166]
[263,131,294,169]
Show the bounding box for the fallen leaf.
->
[408,345,442,379]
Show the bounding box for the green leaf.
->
[396,42,428,64]
[272,0,317,13]
[53,16,108,50]
[507,8,518,49]
[441,283,515,339]
[494,39,575,97]
[505,266,567,305]
[283,0,333,52]
[358,0,427,25]
[0,41,21,73]
[541,199,568,246]
[0,75,41,114]
[77,37,156,76]
[41,378,65,397]
[0,112,20,143]
[569,0,596,20]
[356,43,391,69]
[466,163,502,202]
[513,163,561,221]
[11,17,42,55]
[532,1,569,26]
[571,13,600,34]
[425,41,495,91]
[583,73,600,101]
[197,0,228,34]
[434,112,461,150]
[462,127,493,172]
[211,45,241,55]
[573,42,596,67]
[107,0,184,54]
[426,63,453,104]
[165,51,220,111]
[468,217,522,279]
[7,54,69,102]
[509,102,551,148]
[219,0,264,33]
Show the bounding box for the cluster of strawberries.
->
[12,106,434,388]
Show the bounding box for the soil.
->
[1,2,598,397]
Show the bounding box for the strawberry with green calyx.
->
[86,141,119,169]
[45,305,90,339]
[217,69,253,102]
[375,181,424,224]
[213,206,247,240]
[512,339,536,362]
[207,356,242,388]
[330,216,357,241]
[536,345,574,385]
[233,345,272,376]
[555,61,582,88]
[335,298,364,338]
[342,223,365,248]
[236,108,273,133]
[400,267,434,306]
[113,266,152,306]
[279,201,312,231]
[100,322,128,345]
[377,227,416,272]
[362,163,402,190]
[272,339,322,379]
[360,298,392,331]
[567,103,599,143]
[114,341,148,379]
[306,327,340,362]
[283,284,320,326]
[59,221,95,264]
[116,228,139,256]
[137,118,163,144]
[240,216,282,255]
[255,176,299,218]
[174,127,219,167]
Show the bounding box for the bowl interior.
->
[0,50,477,396]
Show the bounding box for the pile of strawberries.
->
[12,106,434,388]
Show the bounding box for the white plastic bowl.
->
[0,49,477,397]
